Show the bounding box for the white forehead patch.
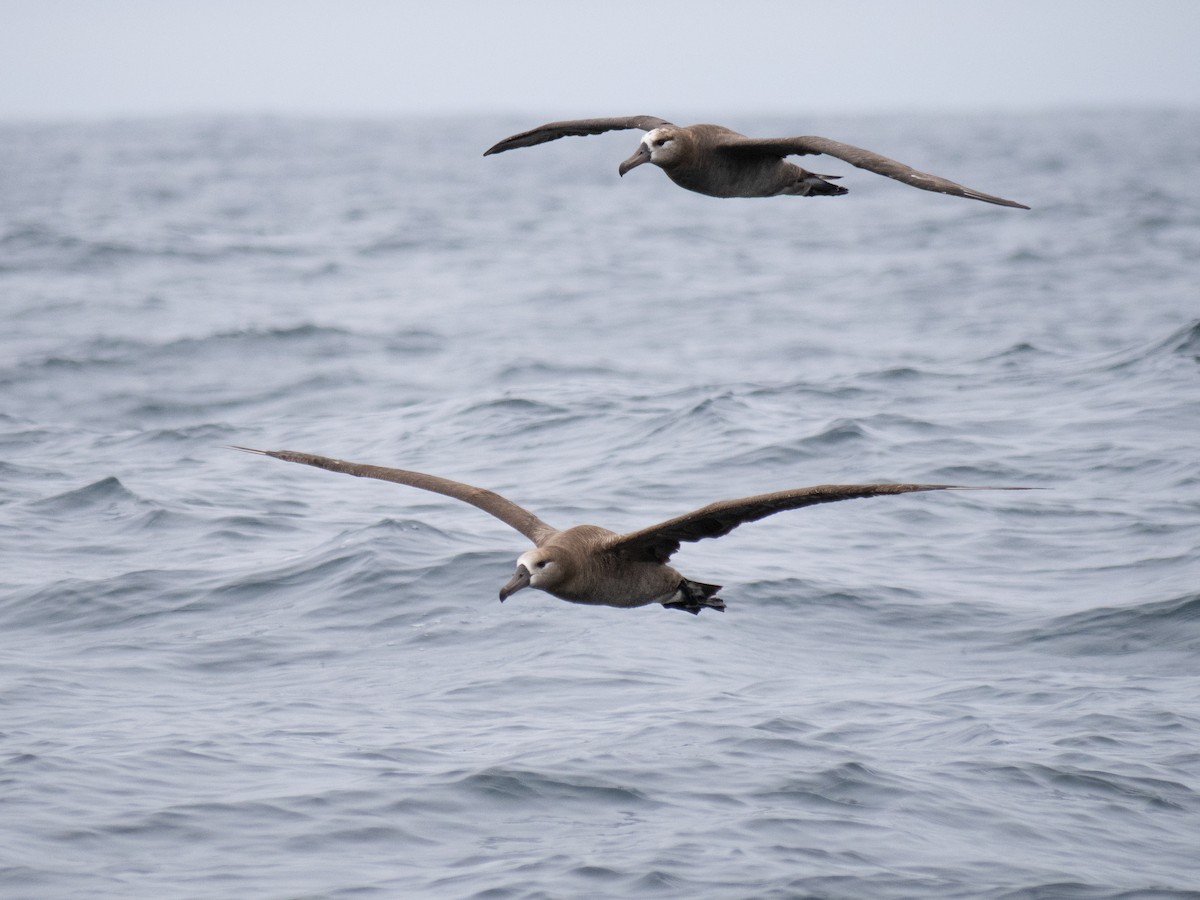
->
[643,127,667,146]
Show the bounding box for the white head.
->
[498,547,563,601]
[643,127,678,157]
[618,127,682,175]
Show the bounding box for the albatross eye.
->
[535,560,549,569]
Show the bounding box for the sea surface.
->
[1,110,1199,899]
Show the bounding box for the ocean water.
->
[1,110,1198,899]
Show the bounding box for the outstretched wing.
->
[717,135,1029,208]
[484,116,673,155]
[233,447,558,546]
[604,483,1028,563]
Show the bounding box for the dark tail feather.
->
[663,579,726,615]
[800,172,848,197]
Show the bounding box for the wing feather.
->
[717,135,1029,208]
[233,447,558,546]
[484,116,673,155]
[604,483,1028,563]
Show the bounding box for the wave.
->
[0,221,322,272]
[1,565,207,633]
[1014,592,1200,657]
[3,325,359,377]
[1042,319,1200,378]
[29,475,144,513]
[449,765,656,809]
[1092,319,1200,373]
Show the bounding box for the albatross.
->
[235,446,1027,614]
[484,115,1029,208]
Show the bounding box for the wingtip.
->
[229,445,270,456]
[942,485,1044,491]
[976,193,1031,210]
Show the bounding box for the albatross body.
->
[500,523,715,611]
[236,447,1027,614]
[485,116,1029,208]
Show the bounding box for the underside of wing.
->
[717,135,1029,208]
[233,447,558,545]
[484,116,673,155]
[604,483,1010,563]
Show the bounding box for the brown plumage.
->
[485,116,1029,208]
[234,446,1030,615]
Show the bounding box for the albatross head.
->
[499,548,564,601]
[619,127,682,176]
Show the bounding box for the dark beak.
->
[618,144,652,177]
[499,564,531,602]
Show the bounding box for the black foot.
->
[663,601,703,615]
[663,599,726,614]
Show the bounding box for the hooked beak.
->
[618,143,652,177]
[499,564,531,602]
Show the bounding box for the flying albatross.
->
[484,116,1029,208]
[235,446,1027,614]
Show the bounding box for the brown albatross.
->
[485,116,1029,208]
[235,446,1027,614]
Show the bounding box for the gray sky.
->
[2,0,1197,119]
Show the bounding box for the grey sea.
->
[2,111,1199,899]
